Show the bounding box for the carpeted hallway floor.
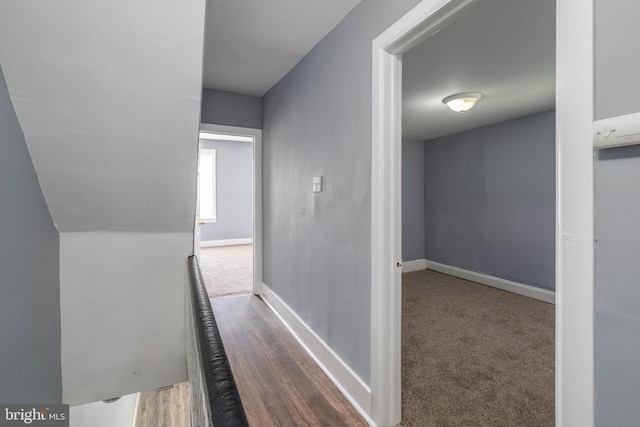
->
[402,269,555,427]
[199,244,253,298]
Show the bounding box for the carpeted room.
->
[197,130,255,299]
[400,116,556,425]
[399,0,556,422]
[401,269,554,426]
[400,109,556,425]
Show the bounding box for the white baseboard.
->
[403,259,555,304]
[402,259,428,273]
[259,283,374,426]
[200,238,252,248]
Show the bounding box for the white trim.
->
[371,1,476,425]
[198,148,217,223]
[373,1,595,426]
[370,18,403,427]
[198,124,262,297]
[555,0,594,425]
[401,259,428,273]
[260,283,374,426]
[424,260,556,304]
[199,238,253,248]
[199,132,253,142]
[402,259,555,303]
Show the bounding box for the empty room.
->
[400,0,556,424]
[197,129,256,299]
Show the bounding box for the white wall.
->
[60,232,192,405]
[0,0,205,234]
[70,393,138,427]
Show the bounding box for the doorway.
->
[370,0,594,426]
[400,0,556,422]
[196,124,262,298]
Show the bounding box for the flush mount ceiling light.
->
[443,92,482,113]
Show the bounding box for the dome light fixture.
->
[443,92,482,113]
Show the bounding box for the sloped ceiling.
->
[0,0,206,232]
[203,0,361,96]
[403,0,555,141]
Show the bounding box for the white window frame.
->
[198,148,217,223]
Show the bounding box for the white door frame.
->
[370,0,594,426]
[199,123,263,296]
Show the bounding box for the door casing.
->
[370,0,594,425]
[198,123,263,295]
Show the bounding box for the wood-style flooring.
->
[135,382,190,427]
[135,295,366,426]
[211,295,367,427]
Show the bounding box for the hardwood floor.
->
[211,295,367,427]
[135,382,190,427]
[134,295,366,426]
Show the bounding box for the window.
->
[198,148,217,222]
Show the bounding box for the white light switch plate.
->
[313,176,322,193]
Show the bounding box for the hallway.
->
[211,295,367,426]
[134,294,365,425]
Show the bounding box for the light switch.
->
[313,176,322,193]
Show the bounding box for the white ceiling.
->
[0,0,206,232]
[203,0,361,96]
[402,0,556,141]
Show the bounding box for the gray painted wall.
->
[0,66,62,403]
[594,146,640,426]
[594,0,640,424]
[423,110,556,290]
[201,88,262,129]
[402,139,426,261]
[199,139,253,241]
[262,0,422,385]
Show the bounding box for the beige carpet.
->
[402,269,555,427]
[199,244,253,298]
